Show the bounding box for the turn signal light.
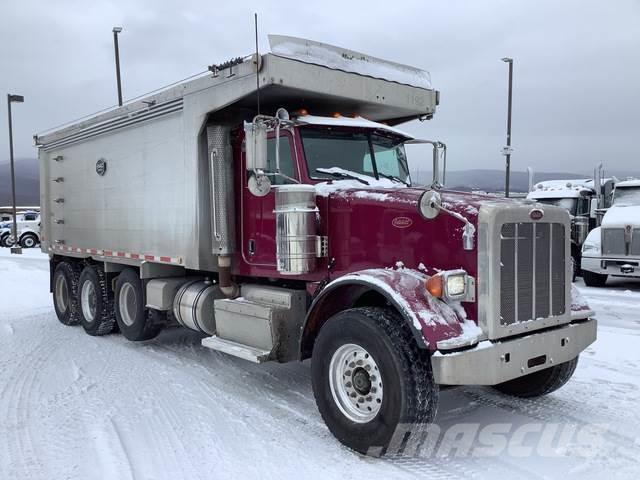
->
[425,274,444,298]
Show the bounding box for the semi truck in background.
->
[35,35,596,454]
[526,168,616,276]
[582,179,640,286]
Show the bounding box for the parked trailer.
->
[36,35,596,454]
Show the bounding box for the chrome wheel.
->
[118,283,137,327]
[54,274,69,314]
[80,280,97,323]
[329,343,383,423]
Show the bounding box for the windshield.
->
[536,197,578,215]
[300,128,411,184]
[613,186,640,206]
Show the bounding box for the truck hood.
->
[314,180,498,220]
[601,204,640,228]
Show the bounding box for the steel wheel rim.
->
[119,283,137,327]
[24,236,35,247]
[329,343,383,423]
[55,274,69,313]
[81,280,97,323]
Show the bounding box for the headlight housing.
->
[426,269,475,302]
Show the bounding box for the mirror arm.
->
[431,200,475,251]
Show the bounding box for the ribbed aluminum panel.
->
[500,222,566,326]
[602,228,625,256]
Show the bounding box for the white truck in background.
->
[527,175,616,276]
[581,179,640,286]
[0,211,41,248]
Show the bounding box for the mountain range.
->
[1,157,638,206]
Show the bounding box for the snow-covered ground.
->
[1,249,639,479]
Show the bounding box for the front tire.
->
[78,264,116,336]
[493,356,579,398]
[114,268,163,341]
[20,233,38,248]
[583,270,608,287]
[52,261,83,326]
[311,307,438,455]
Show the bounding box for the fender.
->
[300,268,469,359]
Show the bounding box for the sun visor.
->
[269,35,432,90]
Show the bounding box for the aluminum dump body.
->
[36,41,437,270]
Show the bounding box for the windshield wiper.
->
[315,168,370,185]
[377,172,410,186]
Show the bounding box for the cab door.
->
[241,130,299,269]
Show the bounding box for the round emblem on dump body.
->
[392,216,413,229]
[96,158,107,176]
[529,208,544,220]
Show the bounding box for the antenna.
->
[254,13,260,115]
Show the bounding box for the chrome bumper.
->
[431,318,597,385]
[582,255,640,277]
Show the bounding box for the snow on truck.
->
[35,35,596,454]
[581,179,640,286]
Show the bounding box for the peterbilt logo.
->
[392,216,413,229]
[529,209,544,220]
[96,158,107,176]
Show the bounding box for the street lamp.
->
[501,57,514,198]
[6,93,24,254]
[113,27,123,106]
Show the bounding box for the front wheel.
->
[583,270,608,287]
[20,233,38,248]
[311,307,438,455]
[493,356,579,398]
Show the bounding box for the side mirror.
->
[244,121,268,171]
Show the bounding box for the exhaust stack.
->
[207,125,238,297]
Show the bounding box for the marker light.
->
[425,274,443,298]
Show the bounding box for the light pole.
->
[6,93,24,254]
[113,27,123,106]
[501,57,513,198]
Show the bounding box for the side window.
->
[266,135,296,185]
[24,214,36,221]
[576,198,589,216]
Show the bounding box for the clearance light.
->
[293,108,309,117]
[331,112,342,118]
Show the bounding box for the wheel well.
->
[300,284,397,360]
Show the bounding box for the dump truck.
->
[35,35,596,454]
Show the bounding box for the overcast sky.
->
[1,0,639,174]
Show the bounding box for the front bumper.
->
[431,318,597,385]
[582,255,640,277]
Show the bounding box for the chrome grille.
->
[602,228,626,256]
[500,222,566,326]
[633,229,640,256]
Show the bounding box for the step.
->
[201,335,272,363]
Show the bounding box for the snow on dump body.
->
[269,34,432,90]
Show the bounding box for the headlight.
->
[425,269,475,302]
[582,242,600,254]
[446,274,466,297]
